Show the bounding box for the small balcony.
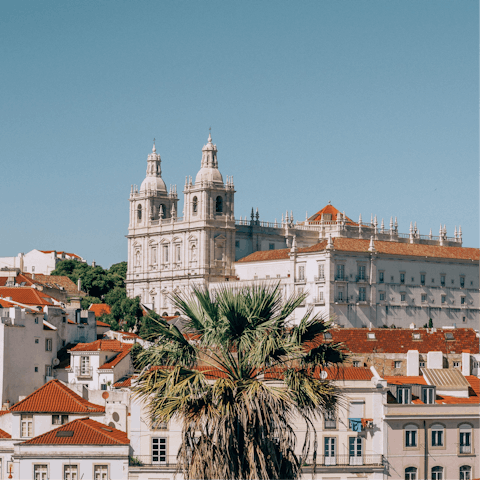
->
[295,277,306,285]
[356,296,368,304]
[75,367,93,378]
[304,454,383,468]
[129,455,177,467]
[356,275,369,283]
[460,445,472,454]
[334,296,347,304]
[312,297,325,305]
[314,275,325,283]
[335,275,346,282]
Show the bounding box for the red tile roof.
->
[324,328,479,354]
[113,376,135,388]
[21,417,129,445]
[39,251,82,260]
[0,273,34,287]
[0,287,56,306]
[23,273,84,297]
[310,204,356,225]
[236,237,479,263]
[385,375,479,405]
[98,344,132,370]
[70,339,124,352]
[0,428,11,439]
[10,380,104,413]
[89,304,111,317]
[96,320,111,328]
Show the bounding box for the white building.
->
[126,136,479,328]
[0,249,85,275]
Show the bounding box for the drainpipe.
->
[424,420,428,480]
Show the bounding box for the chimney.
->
[77,278,82,292]
[32,273,35,280]
[427,351,443,369]
[92,260,96,268]
[462,351,471,376]
[407,350,419,376]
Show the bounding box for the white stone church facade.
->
[126,135,479,329]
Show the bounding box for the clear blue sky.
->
[1,1,478,267]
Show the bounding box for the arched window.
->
[431,466,443,480]
[431,424,444,447]
[216,196,223,213]
[459,424,472,454]
[162,312,168,317]
[404,424,418,447]
[192,196,198,214]
[137,204,142,221]
[460,466,471,480]
[405,467,417,480]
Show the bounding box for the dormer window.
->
[324,332,332,340]
[367,332,375,339]
[413,333,421,340]
[422,386,435,404]
[445,332,454,340]
[397,387,411,404]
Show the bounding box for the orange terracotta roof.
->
[98,344,132,370]
[324,328,479,354]
[10,380,104,413]
[0,428,11,439]
[113,376,135,388]
[96,320,110,328]
[23,273,84,297]
[237,238,479,263]
[236,241,329,263]
[0,287,56,306]
[310,204,356,225]
[89,304,111,317]
[385,375,479,405]
[0,273,34,287]
[39,251,82,260]
[70,339,123,353]
[21,417,129,445]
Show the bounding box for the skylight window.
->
[324,332,332,340]
[367,332,376,339]
[412,333,421,340]
[445,332,454,340]
[56,431,74,437]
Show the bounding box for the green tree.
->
[134,284,346,480]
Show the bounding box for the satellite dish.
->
[320,371,328,380]
[52,358,60,366]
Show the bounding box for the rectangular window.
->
[400,273,405,284]
[349,437,362,465]
[337,290,343,301]
[336,264,344,280]
[461,297,465,305]
[269,243,274,250]
[34,465,48,480]
[352,361,360,367]
[379,271,384,283]
[34,366,38,372]
[80,356,90,376]
[235,240,240,248]
[35,338,39,344]
[298,266,305,281]
[453,361,460,368]
[64,465,78,480]
[324,410,336,429]
[401,293,406,302]
[45,339,52,352]
[405,429,417,447]
[358,265,366,280]
[463,316,466,323]
[175,244,180,263]
[163,245,169,263]
[21,414,33,437]
[324,437,336,465]
[394,361,402,369]
[440,275,445,286]
[152,437,167,464]
[421,294,427,303]
[422,388,434,404]
[348,401,364,418]
[45,365,52,377]
[441,296,446,304]
[397,387,410,404]
[358,288,366,302]
[420,274,425,285]
[460,431,471,454]
[318,291,324,301]
[432,429,443,447]
[419,361,425,368]
[94,465,108,480]
[460,276,465,288]
[379,293,385,301]
[318,264,325,279]
[35,317,39,324]
[152,247,157,264]
[52,415,69,425]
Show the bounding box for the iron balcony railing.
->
[356,275,369,283]
[75,367,93,378]
[460,445,472,454]
[129,454,384,468]
[312,297,325,305]
[335,275,346,281]
[314,275,325,282]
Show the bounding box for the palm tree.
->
[134,283,346,480]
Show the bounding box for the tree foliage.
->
[53,260,141,332]
[134,283,346,480]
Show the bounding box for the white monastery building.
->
[126,135,479,329]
